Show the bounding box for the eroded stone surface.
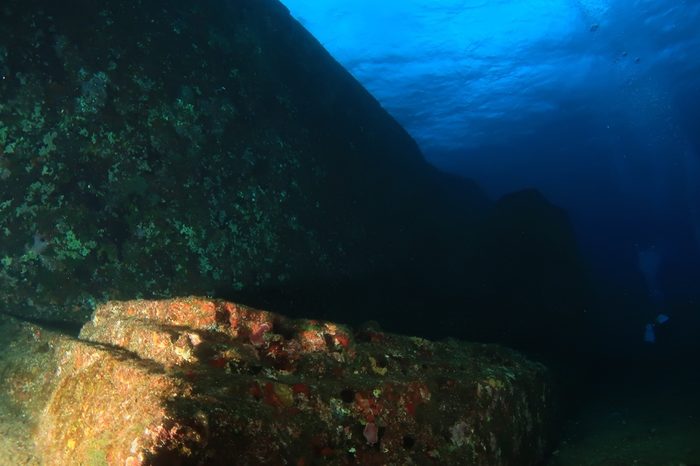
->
[23,297,556,465]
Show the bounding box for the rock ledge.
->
[1,297,555,465]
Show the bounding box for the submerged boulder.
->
[1,298,556,465]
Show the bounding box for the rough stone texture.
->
[1,298,556,465]
[0,317,48,465]
[0,0,592,355]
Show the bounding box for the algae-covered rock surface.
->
[0,298,556,465]
[0,0,468,323]
[0,0,592,355]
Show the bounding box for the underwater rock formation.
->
[0,298,556,465]
[468,189,593,351]
[0,0,590,353]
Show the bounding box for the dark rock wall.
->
[0,0,591,356]
[469,190,593,351]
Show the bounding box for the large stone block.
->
[3,297,557,465]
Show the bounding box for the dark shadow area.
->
[0,311,83,337]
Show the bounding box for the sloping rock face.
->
[0,0,591,352]
[0,0,475,322]
[0,298,556,465]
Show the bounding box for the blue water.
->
[281,0,700,351]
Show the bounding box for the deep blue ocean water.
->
[277,4,700,460]
[282,0,700,355]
